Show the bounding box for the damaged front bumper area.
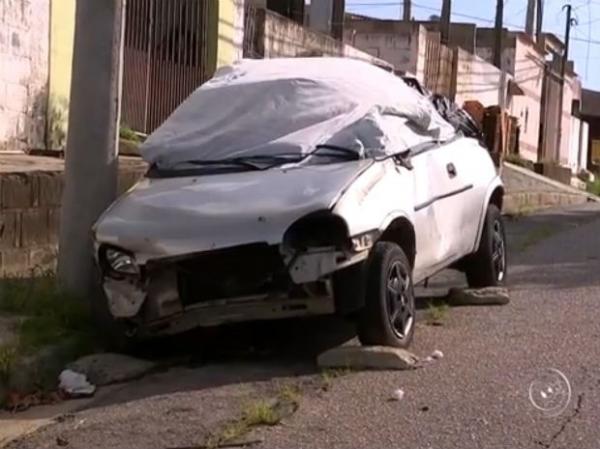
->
[98,227,371,336]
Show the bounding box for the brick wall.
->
[0,168,146,277]
[0,0,50,152]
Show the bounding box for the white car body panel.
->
[94,160,373,264]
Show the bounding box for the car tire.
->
[464,204,507,288]
[356,242,415,348]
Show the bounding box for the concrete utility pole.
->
[493,0,504,69]
[556,4,576,161]
[525,0,536,36]
[536,0,544,42]
[58,0,126,296]
[403,0,412,21]
[440,0,451,45]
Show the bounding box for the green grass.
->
[242,400,281,426]
[203,397,291,448]
[504,154,534,171]
[425,301,450,326]
[277,384,301,406]
[0,274,97,390]
[320,367,353,391]
[586,178,600,196]
[0,274,94,352]
[119,124,142,143]
[516,225,557,252]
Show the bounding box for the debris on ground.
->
[317,346,419,370]
[431,349,444,360]
[422,349,444,364]
[445,287,510,306]
[3,390,63,412]
[58,370,96,398]
[67,353,156,386]
[389,388,405,402]
[56,435,69,447]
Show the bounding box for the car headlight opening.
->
[104,247,139,276]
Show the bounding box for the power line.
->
[346,1,600,45]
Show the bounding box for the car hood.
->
[94,160,373,263]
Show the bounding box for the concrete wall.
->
[508,35,545,162]
[47,0,75,150]
[344,20,424,77]
[454,47,504,108]
[559,75,581,166]
[568,117,588,172]
[257,10,389,68]
[0,0,50,152]
[217,0,245,69]
[0,163,146,277]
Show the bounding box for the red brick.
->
[20,208,49,246]
[0,210,20,249]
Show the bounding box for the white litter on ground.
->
[390,388,405,401]
[58,369,96,397]
[421,349,444,364]
[431,349,444,360]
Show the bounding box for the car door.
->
[410,147,447,282]
[428,137,486,262]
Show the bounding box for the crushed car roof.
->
[142,57,456,170]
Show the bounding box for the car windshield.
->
[147,145,364,178]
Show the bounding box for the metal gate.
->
[122,0,213,134]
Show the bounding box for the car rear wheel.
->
[464,204,507,288]
[356,242,415,348]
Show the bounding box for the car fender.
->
[471,175,504,253]
[332,161,415,237]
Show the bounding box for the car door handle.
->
[446,163,457,178]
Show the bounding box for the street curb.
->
[504,162,600,202]
[503,191,590,216]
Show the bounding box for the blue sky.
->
[345,0,600,90]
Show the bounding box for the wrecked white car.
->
[93,58,506,348]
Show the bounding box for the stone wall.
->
[0,0,50,152]
[454,47,505,108]
[250,9,391,69]
[0,164,146,277]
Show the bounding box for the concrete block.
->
[0,210,20,249]
[29,245,57,273]
[0,174,33,208]
[0,248,29,276]
[47,207,60,239]
[317,346,419,371]
[67,353,157,386]
[20,208,49,246]
[33,172,64,207]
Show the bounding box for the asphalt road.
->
[6,203,600,449]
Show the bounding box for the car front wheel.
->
[464,204,507,287]
[356,242,415,348]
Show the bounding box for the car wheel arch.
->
[489,185,504,211]
[378,216,416,268]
